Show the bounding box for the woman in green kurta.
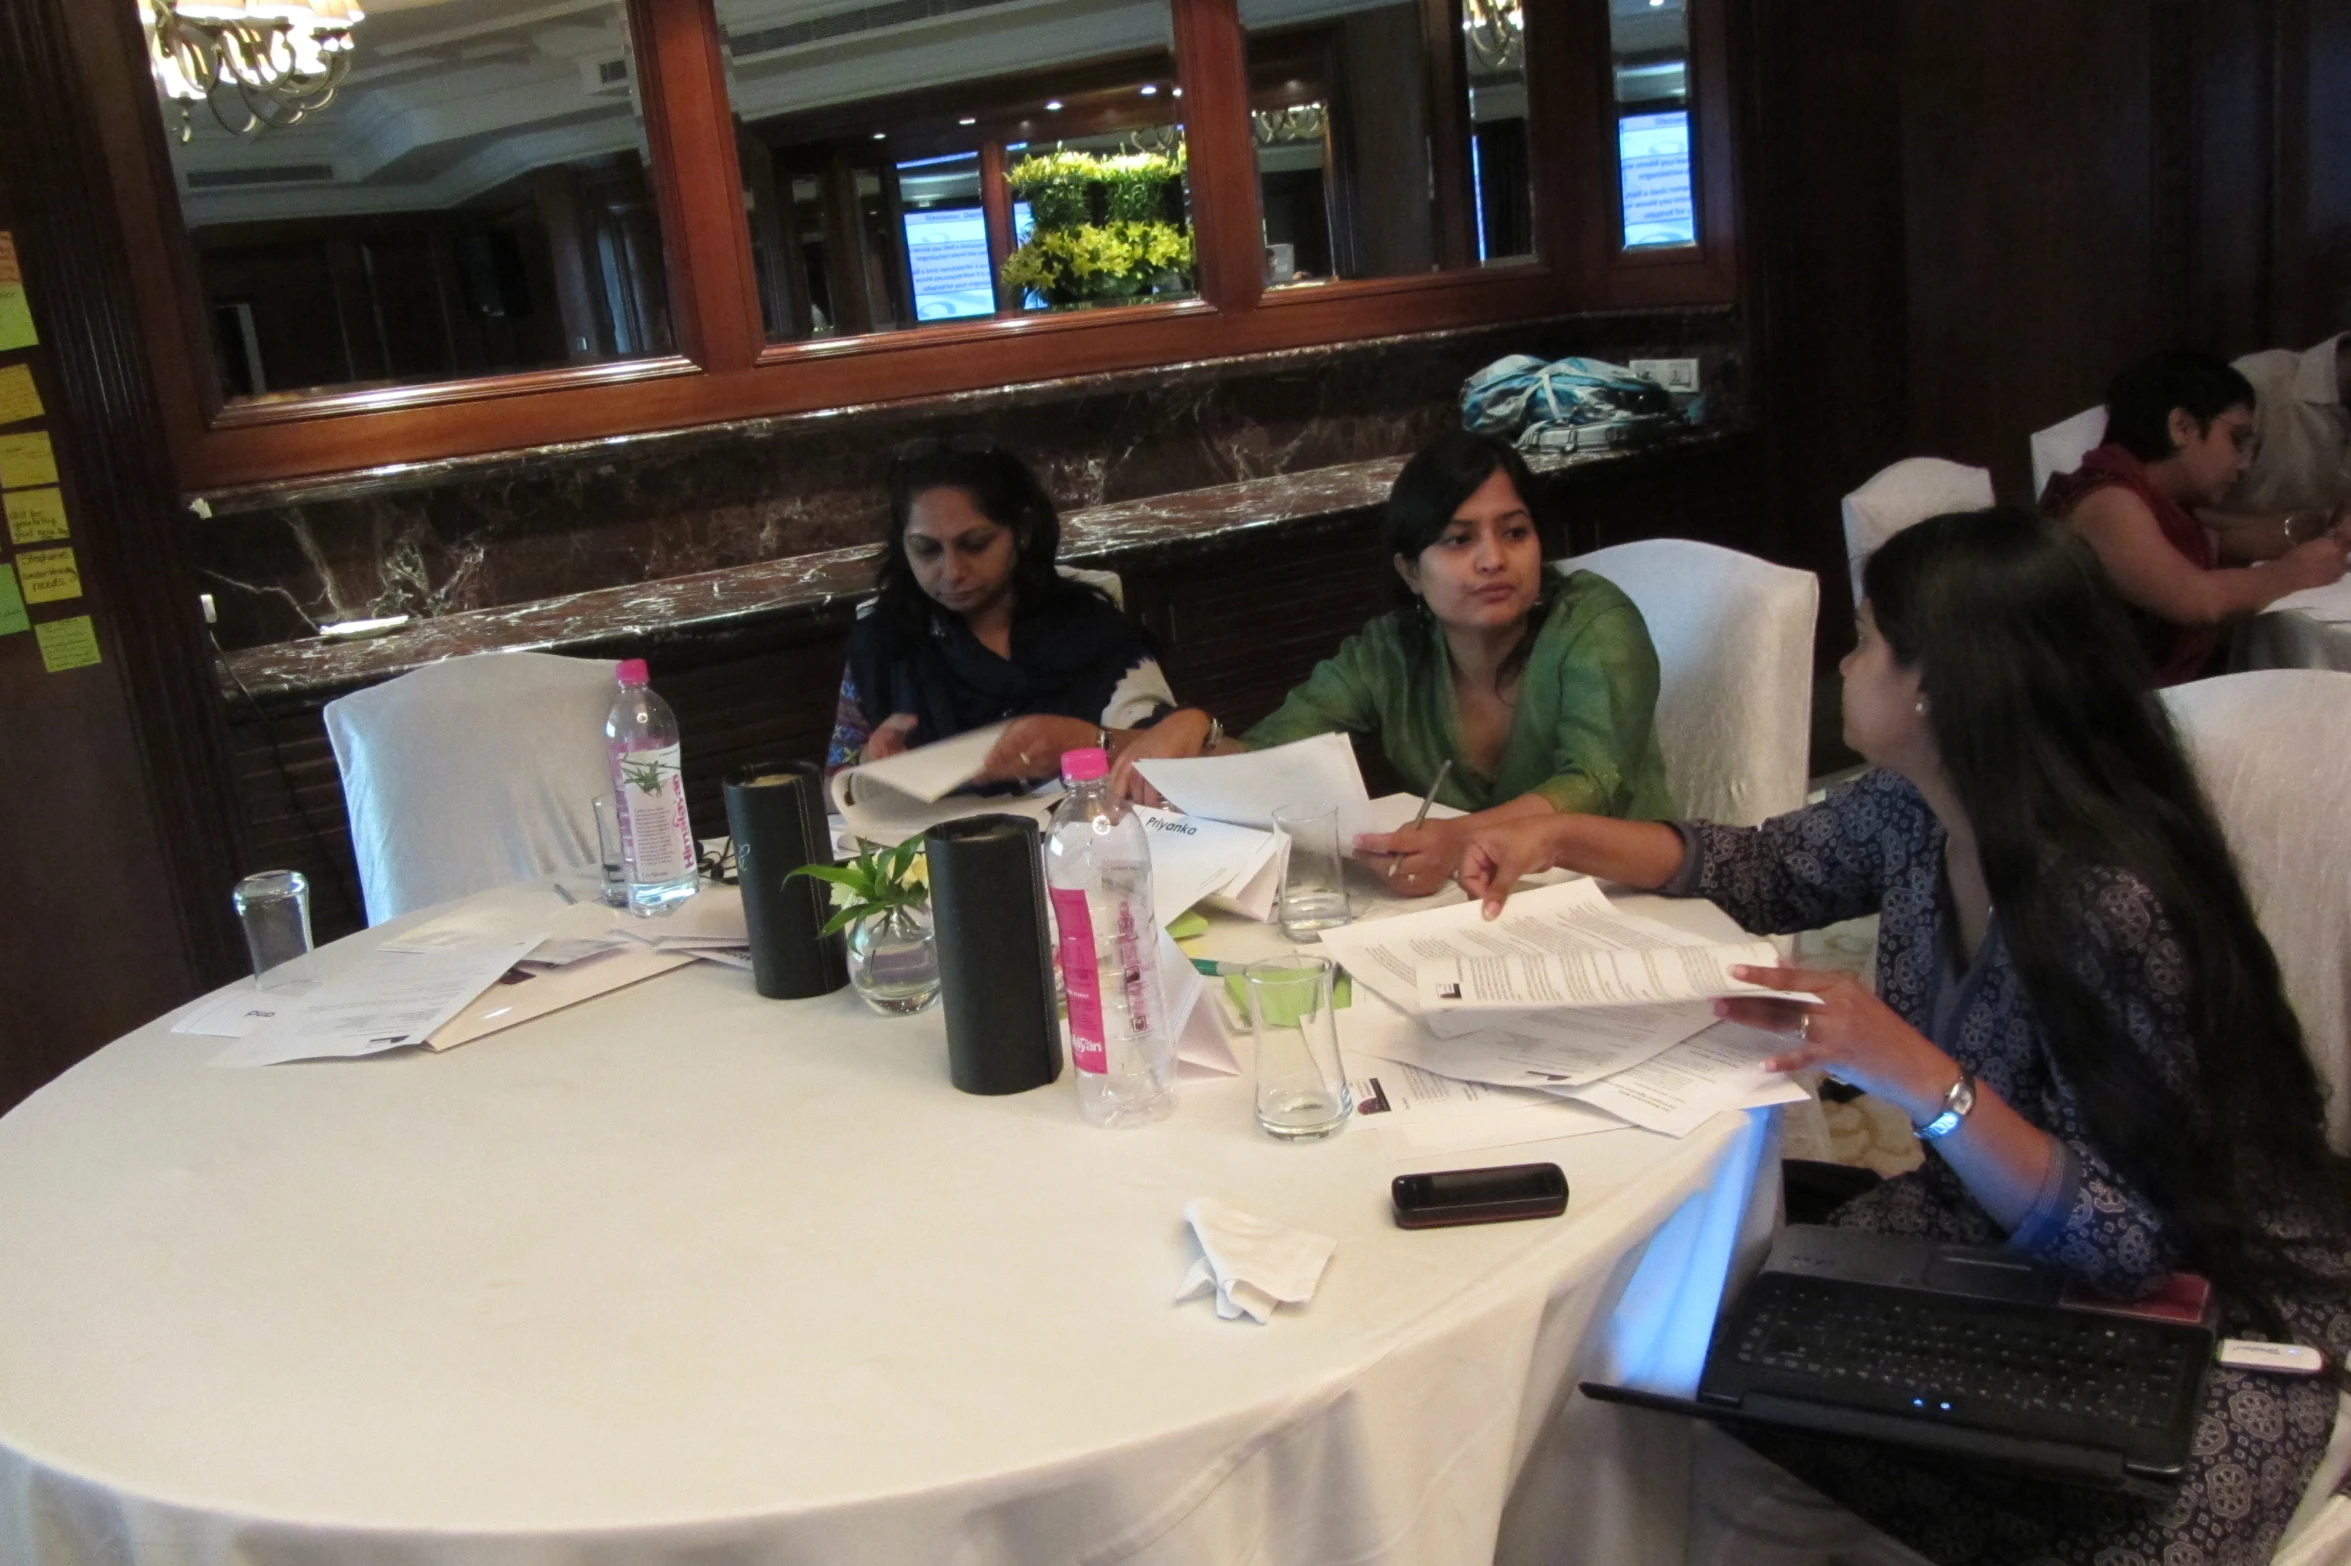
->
[1119,433,1672,894]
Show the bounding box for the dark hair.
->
[873,438,1075,629]
[2102,349,2256,463]
[1385,431,1541,567]
[1864,508,2351,1325]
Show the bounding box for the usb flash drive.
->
[2216,1339,2327,1375]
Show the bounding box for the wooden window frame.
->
[69,0,1738,492]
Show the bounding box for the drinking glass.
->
[233,869,314,991]
[1272,802,1351,941]
[1245,954,1352,1140]
[590,795,628,908]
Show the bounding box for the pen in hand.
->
[1405,759,1454,834]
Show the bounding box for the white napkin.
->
[1176,1197,1336,1323]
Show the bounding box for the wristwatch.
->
[1915,1069,1977,1142]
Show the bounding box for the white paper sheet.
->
[1342,792,1466,845]
[2266,579,2351,623]
[1131,732,1367,831]
[1348,1000,1716,1088]
[170,985,308,1039]
[1136,808,1281,928]
[1418,941,1795,1012]
[212,941,539,1067]
[614,885,749,950]
[836,723,1008,804]
[1553,1021,1810,1137]
[1159,927,1239,1076]
[1337,994,1622,1156]
[1319,878,1636,1010]
[828,725,1065,845]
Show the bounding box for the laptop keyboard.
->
[1721,1275,2199,1432]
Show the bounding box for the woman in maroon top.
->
[2041,349,2349,685]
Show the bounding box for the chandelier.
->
[1251,103,1326,146]
[1462,0,1524,73]
[144,0,367,140]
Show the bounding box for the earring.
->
[1914,699,1927,715]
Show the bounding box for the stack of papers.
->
[176,885,727,1065]
[1319,880,1810,1141]
[829,723,1062,844]
[1132,732,1369,833]
[2267,580,2351,623]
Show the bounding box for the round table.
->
[0,880,1774,1565]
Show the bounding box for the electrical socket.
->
[1630,357,1701,394]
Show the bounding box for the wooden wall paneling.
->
[980,142,1020,316]
[629,0,761,373]
[1739,0,1908,660]
[2283,0,2351,344]
[2181,0,2277,354]
[1899,0,2167,501]
[1173,0,1265,312]
[1419,0,1478,273]
[0,0,253,1107]
[221,702,367,943]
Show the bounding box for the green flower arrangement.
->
[788,840,929,937]
[1003,145,1194,309]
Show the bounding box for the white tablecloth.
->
[0,886,1776,1566]
[2236,580,2351,673]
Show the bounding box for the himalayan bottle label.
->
[617,745,693,882]
[1049,886,1106,1073]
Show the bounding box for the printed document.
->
[1553,1022,1812,1137]
[1345,1000,1715,1088]
[829,723,1062,843]
[1131,732,1367,830]
[1338,993,1621,1156]
[211,941,537,1067]
[1418,940,1795,1012]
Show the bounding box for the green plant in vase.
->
[790,841,939,1014]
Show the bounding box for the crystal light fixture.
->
[144,0,367,139]
[1462,0,1523,73]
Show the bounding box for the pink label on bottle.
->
[1049,886,1106,1073]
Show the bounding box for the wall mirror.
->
[714,0,1190,343]
[147,0,681,402]
[1237,0,1532,290]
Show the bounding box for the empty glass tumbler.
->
[1272,802,1351,941]
[1245,954,1352,1141]
[233,869,314,991]
[589,795,628,908]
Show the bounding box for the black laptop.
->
[1583,1225,2215,1495]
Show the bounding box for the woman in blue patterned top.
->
[1452,508,2351,1563]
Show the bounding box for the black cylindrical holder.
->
[925,814,1062,1095]
[723,762,847,1000]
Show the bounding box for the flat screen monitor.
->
[903,206,994,322]
[1618,109,1696,249]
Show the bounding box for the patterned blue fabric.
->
[1457,354,1675,449]
[1673,769,2351,1564]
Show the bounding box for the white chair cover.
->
[1839,458,1995,607]
[2169,671,2351,1558]
[1556,539,1818,826]
[325,652,621,925]
[2162,671,2351,1149]
[2030,405,2108,501]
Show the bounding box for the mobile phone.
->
[1391,1163,1569,1229]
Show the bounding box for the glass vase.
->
[846,904,940,1015]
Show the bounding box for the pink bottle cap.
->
[615,658,649,685]
[1060,747,1109,782]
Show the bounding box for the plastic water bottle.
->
[1045,747,1176,1127]
[605,658,698,915]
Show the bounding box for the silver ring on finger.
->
[1799,1011,1813,1042]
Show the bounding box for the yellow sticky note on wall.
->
[0,561,25,636]
[0,291,35,354]
[15,544,80,603]
[5,486,67,545]
[0,431,57,489]
[0,364,40,425]
[0,234,21,289]
[34,614,100,672]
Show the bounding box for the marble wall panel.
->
[195,308,1743,651]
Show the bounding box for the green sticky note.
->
[0,561,24,635]
[34,613,99,671]
[0,287,33,354]
[1165,910,1211,942]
